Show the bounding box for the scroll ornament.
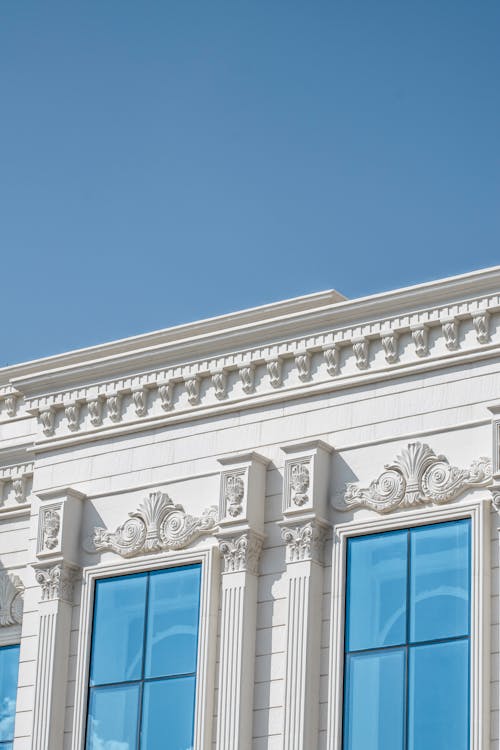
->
[0,572,24,626]
[91,491,218,557]
[336,442,492,514]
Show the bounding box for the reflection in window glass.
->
[343,519,470,750]
[85,565,201,750]
[0,644,20,747]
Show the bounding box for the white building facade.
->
[0,266,499,749]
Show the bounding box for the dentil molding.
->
[335,442,492,514]
[90,490,218,558]
[6,287,500,444]
[0,572,24,626]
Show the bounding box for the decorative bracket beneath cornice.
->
[89,490,218,558]
[335,442,492,514]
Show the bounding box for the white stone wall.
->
[0,267,498,749]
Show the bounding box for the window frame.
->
[327,499,490,750]
[71,546,219,750]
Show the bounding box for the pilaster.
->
[215,452,269,750]
[30,487,85,750]
[280,440,332,750]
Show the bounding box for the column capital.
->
[217,529,264,575]
[33,561,79,604]
[280,517,328,565]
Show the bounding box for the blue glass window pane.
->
[145,565,201,679]
[410,520,470,642]
[0,645,19,742]
[408,639,469,750]
[346,531,407,651]
[86,683,140,750]
[344,649,405,750]
[89,573,147,686]
[141,675,196,750]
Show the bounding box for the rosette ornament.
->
[336,442,492,514]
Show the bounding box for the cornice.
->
[0,267,498,446]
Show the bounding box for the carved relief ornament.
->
[219,531,263,575]
[91,491,218,558]
[222,472,245,518]
[35,564,75,602]
[281,521,327,564]
[0,572,23,626]
[335,442,492,514]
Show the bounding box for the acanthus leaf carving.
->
[132,388,148,417]
[158,381,174,411]
[88,398,103,426]
[267,359,282,388]
[352,339,368,370]
[40,408,55,436]
[107,393,122,422]
[239,365,255,394]
[335,442,492,514]
[35,563,75,602]
[323,345,339,376]
[0,572,24,626]
[5,395,17,418]
[65,403,80,431]
[91,490,218,558]
[411,326,429,357]
[185,376,201,405]
[281,521,326,564]
[295,352,311,382]
[212,370,227,400]
[473,311,489,344]
[219,531,263,575]
[381,332,398,364]
[442,319,459,351]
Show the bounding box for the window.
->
[0,644,20,750]
[85,564,201,750]
[343,519,470,750]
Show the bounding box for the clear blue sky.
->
[1,1,499,365]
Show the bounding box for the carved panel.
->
[284,460,311,508]
[220,470,246,518]
[91,490,218,558]
[0,572,23,626]
[38,506,62,553]
[336,442,492,514]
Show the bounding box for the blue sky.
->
[1,1,499,365]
